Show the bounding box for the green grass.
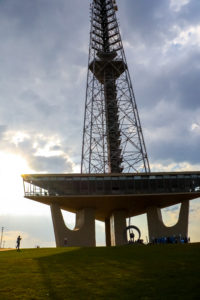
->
[0,244,199,299]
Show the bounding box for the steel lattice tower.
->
[81,0,150,174]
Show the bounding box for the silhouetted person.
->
[16,235,22,251]
[130,231,135,243]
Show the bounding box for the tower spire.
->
[81,0,150,173]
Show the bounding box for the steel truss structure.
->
[81,0,150,174]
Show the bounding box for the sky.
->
[0,0,200,248]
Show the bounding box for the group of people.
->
[150,235,190,245]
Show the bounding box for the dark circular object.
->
[125,225,141,243]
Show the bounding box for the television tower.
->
[81,0,150,174]
[22,0,196,248]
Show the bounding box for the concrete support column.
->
[147,200,190,242]
[50,203,96,247]
[105,218,111,246]
[110,211,127,246]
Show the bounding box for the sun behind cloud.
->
[0,151,34,214]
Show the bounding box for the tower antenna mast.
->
[81,0,150,174]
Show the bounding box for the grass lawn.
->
[0,243,199,299]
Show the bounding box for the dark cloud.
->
[115,0,200,166]
[0,125,7,138]
[174,62,200,110]
[29,156,73,173]
[178,0,200,25]
[149,139,200,166]
[118,0,176,50]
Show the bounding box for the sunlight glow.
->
[0,151,46,215]
[4,131,30,146]
[0,152,32,173]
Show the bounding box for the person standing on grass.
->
[16,235,22,251]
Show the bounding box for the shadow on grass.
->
[35,244,200,300]
[36,247,144,299]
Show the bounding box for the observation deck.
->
[22,172,200,221]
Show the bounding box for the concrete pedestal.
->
[51,203,96,247]
[147,200,189,242]
[110,211,127,246]
[105,218,111,246]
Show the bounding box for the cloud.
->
[170,0,190,12]
[29,156,73,173]
[0,0,89,173]
[115,1,200,168]
[0,125,7,139]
